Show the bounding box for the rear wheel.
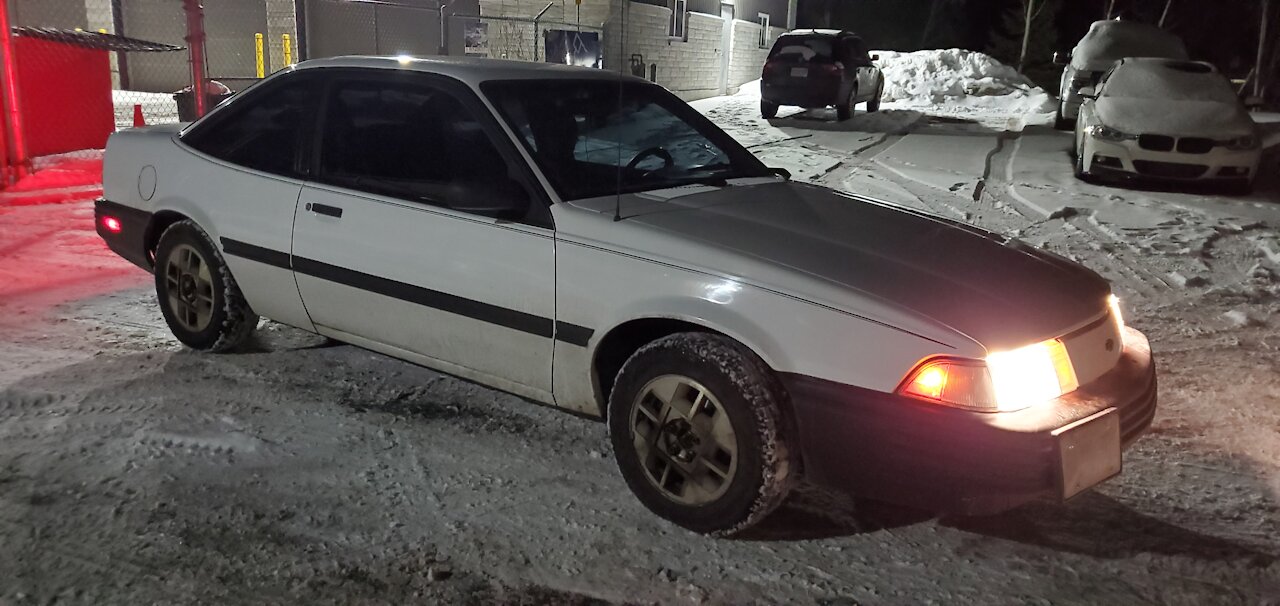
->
[761,100,779,119]
[837,89,856,121]
[608,333,797,535]
[154,220,258,352]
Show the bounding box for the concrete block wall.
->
[603,1,724,101]
[727,21,785,92]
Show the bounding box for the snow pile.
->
[875,49,1056,114]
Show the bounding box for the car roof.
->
[293,55,648,87]
[1115,57,1217,72]
[781,29,855,38]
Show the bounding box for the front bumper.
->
[1083,137,1261,184]
[94,198,153,271]
[782,327,1156,515]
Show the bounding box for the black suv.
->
[761,29,884,121]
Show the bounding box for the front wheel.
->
[608,333,797,535]
[154,220,258,352]
[1054,102,1072,130]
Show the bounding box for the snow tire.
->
[761,100,779,119]
[155,220,259,352]
[608,332,797,536]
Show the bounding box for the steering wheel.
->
[626,146,675,178]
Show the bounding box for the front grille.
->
[1133,160,1208,178]
[1177,137,1214,154]
[1138,134,1175,151]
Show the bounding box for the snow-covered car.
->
[94,57,1156,534]
[1074,58,1263,192]
[1054,19,1188,129]
[760,29,884,121]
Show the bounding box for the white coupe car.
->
[1075,58,1263,193]
[96,57,1157,534]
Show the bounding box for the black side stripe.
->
[220,237,594,346]
[554,321,593,348]
[221,238,292,270]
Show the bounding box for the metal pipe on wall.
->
[0,0,29,182]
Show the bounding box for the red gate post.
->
[0,0,30,182]
[183,0,208,118]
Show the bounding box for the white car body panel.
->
[292,183,557,397]
[1058,20,1188,120]
[102,127,316,331]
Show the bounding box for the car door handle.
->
[306,202,343,218]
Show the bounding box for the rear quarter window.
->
[769,37,835,63]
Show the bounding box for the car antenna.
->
[613,13,626,222]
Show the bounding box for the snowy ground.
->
[3,53,1280,604]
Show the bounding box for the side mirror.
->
[1243,95,1264,109]
[1078,86,1097,100]
[771,167,792,180]
[1053,52,1069,66]
[871,54,880,62]
[448,178,532,221]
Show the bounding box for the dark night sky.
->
[795,0,1273,80]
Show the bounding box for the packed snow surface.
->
[875,49,1056,114]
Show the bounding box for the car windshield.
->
[1103,62,1239,104]
[769,36,836,63]
[482,79,771,201]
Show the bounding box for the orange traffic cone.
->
[133,104,145,127]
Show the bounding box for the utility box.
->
[10,28,182,157]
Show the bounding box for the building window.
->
[670,0,687,39]
[758,13,771,48]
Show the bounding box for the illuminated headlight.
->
[986,339,1079,412]
[1088,123,1137,142]
[1222,135,1259,150]
[898,340,1080,413]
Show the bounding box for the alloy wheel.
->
[164,243,215,332]
[630,374,739,505]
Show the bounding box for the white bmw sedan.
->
[96,57,1156,535]
[1075,58,1263,193]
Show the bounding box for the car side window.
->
[182,75,317,178]
[317,77,521,217]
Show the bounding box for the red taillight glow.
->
[102,216,123,233]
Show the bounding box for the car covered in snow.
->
[1054,19,1188,129]
[1074,58,1263,192]
[95,57,1156,534]
[760,29,884,121]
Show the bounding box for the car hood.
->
[1096,97,1256,138]
[562,181,1110,351]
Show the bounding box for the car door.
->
[177,71,321,332]
[290,70,557,399]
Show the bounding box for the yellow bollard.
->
[255,33,265,78]
[282,34,293,66]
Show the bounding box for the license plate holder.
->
[1053,407,1122,499]
[790,67,809,78]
